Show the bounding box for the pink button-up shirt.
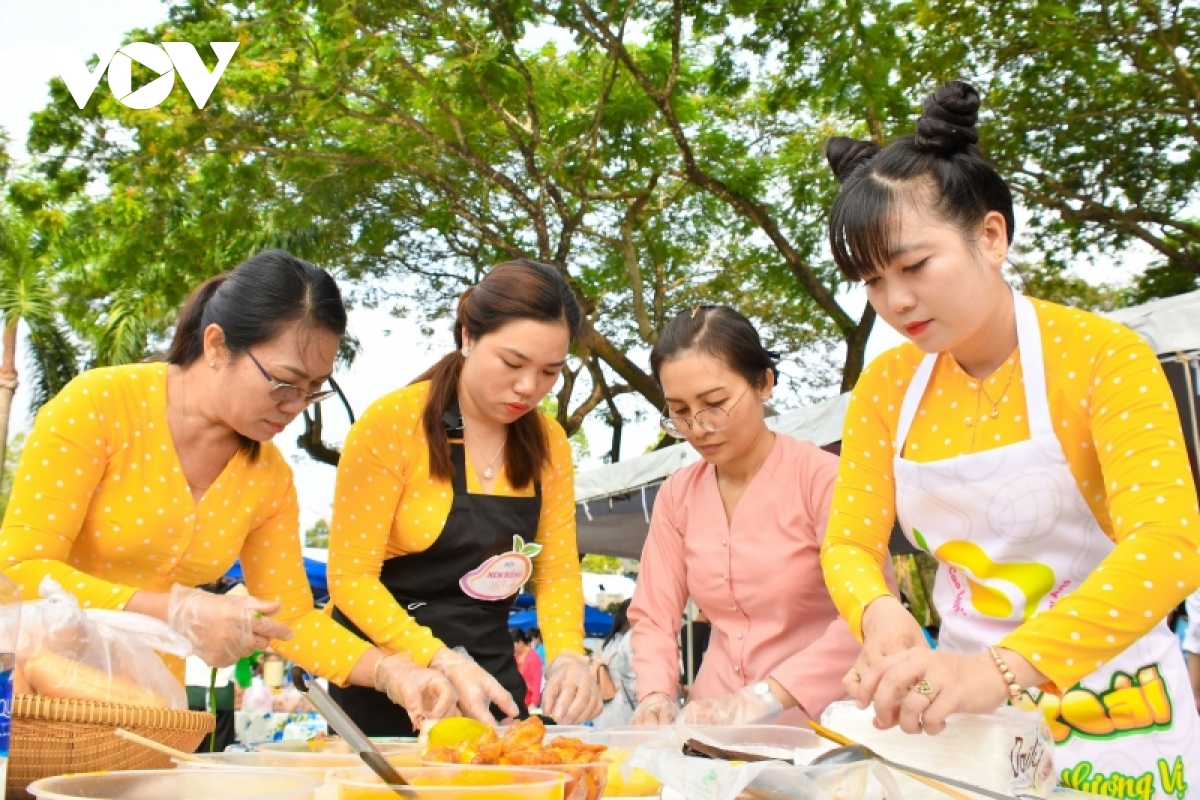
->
[630,434,873,725]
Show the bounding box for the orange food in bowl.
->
[422,718,609,800]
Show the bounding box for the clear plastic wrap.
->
[16,577,191,710]
[622,727,906,800]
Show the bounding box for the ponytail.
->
[165,275,228,366]
[416,352,466,483]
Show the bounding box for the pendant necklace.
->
[467,423,506,479]
[978,360,1017,420]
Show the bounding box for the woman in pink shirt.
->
[513,628,543,708]
[630,305,883,726]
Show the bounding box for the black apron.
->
[329,403,541,737]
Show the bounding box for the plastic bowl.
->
[420,758,606,800]
[255,740,420,758]
[173,751,422,783]
[28,769,319,800]
[330,765,568,799]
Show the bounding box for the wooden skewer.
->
[806,721,976,800]
[115,728,205,763]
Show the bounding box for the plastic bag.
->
[623,728,903,800]
[240,676,275,714]
[16,577,191,710]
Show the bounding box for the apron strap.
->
[1011,288,1053,439]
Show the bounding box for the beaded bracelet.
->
[988,646,1024,702]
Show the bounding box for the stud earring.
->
[461,347,470,358]
[995,252,1004,260]
[209,360,216,368]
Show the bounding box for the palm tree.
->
[0,204,79,472]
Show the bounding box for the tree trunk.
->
[0,320,19,475]
[841,304,877,392]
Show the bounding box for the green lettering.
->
[1159,756,1188,799]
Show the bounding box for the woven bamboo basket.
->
[8,694,215,799]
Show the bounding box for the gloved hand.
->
[373,652,460,729]
[630,691,680,726]
[679,684,784,726]
[542,652,603,724]
[167,584,293,667]
[429,646,519,725]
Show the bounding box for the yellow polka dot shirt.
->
[326,381,585,668]
[0,364,371,685]
[822,299,1200,691]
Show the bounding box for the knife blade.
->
[874,754,1024,800]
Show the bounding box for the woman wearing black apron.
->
[326,260,603,736]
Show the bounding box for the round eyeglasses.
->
[660,386,751,439]
[246,350,337,405]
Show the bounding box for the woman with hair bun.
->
[0,250,457,728]
[627,305,876,727]
[821,81,1200,781]
[326,259,602,736]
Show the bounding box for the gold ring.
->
[912,679,934,696]
[845,667,860,681]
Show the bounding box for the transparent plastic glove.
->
[542,652,603,724]
[679,684,782,726]
[166,584,293,668]
[373,652,460,729]
[428,646,519,725]
[630,691,680,726]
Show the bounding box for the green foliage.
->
[0,432,24,522]
[1009,261,1130,313]
[0,200,80,413]
[1130,262,1200,306]
[580,553,623,573]
[304,518,329,549]
[17,0,1200,443]
[915,0,1200,275]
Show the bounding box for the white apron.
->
[893,289,1200,798]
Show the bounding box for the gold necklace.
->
[467,423,506,479]
[979,360,1017,419]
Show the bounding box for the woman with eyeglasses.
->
[628,305,883,727]
[0,250,457,727]
[324,260,602,736]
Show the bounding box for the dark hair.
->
[649,305,779,393]
[511,628,531,645]
[603,599,632,648]
[529,627,542,642]
[167,249,347,460]
[414,260,582,488]
[825,81,1015,281]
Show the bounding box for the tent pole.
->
[1181,353,1200,464]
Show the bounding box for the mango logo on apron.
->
[1013,662,1175,745]
[913,527,1056,619]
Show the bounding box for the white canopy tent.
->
[574,289,1200,559]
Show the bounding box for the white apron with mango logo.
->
[893,289,1200,799]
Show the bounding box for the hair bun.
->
[915,80,980,155]
[825,137,881,184]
